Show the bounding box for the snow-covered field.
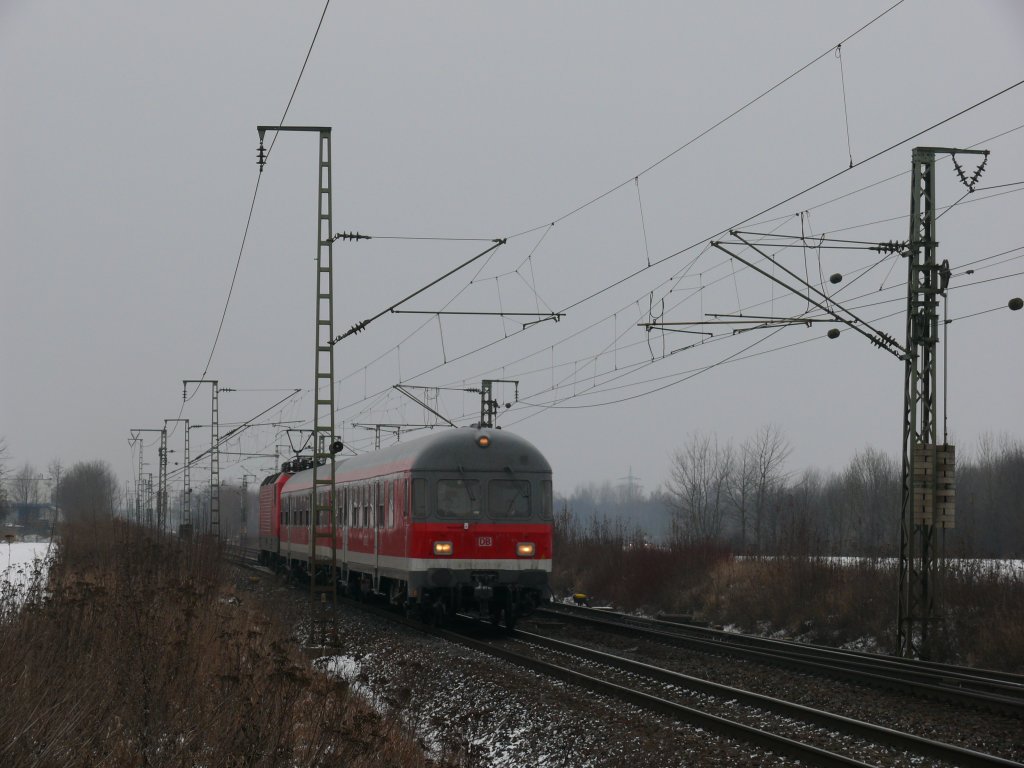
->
[1,540,54,601]
[738,555,1024,579]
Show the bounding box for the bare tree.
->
[47,458,64,507]
[842,447,898,554]
[12,463,40,505]
[779,467,826,555]
[667,433,734,545]
[55,461,118,524]
[744,424,792,553]
[954,434,1024,557]
[0,438,9,522]
[728,444,756,551]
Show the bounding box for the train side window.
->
[411,478,427,519]
[377,482,384,530]
[541,479,553,519]
[387,481,395,529]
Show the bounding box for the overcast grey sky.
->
[2,1,1023,496]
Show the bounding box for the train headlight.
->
[476,435,490,448]
[516,542,535,558]
[433,541,454,556]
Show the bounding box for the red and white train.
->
[258,426,553,626]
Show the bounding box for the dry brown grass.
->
[555,533,1024,670]
[697,557,894,646]
[941,560,1024,672]
[0,518,433,767]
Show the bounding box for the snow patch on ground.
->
[314,654,361,683]
[1,540,53,602]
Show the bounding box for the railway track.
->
[468,625,1024,768]
[226,548,1022,765]
[533,602,1024,717]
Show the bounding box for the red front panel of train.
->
[409,523,552,561]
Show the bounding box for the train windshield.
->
[488,480,531,519]
[436,479,481,519]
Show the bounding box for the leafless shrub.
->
[940,560,1024,671]
[0,517,432,767]
[698,556,894,644]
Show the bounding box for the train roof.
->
[281,426,550,492]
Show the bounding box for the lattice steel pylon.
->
[241,473,257,550]
[182,423,190,529]
[257,125,339,646]
[165,418,190,534]
[183,380,220,538]
[129,435,142,524]
[158,428,168,533]
[131,428,165,528]
[897,146,986,659]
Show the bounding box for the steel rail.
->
[545,603,1024,693]
[227,553,1019,765]
[436,624,876,768]
[504,628,1023,768]
[536,604,1024,716]
[225,556,873,765]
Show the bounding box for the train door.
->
[339,484,348,581]
[373,480,383,589]
[402,476,410,557]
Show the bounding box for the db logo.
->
[477,536,493,547]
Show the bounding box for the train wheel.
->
[503,593,518,631]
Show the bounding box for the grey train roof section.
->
[285,426,551,490]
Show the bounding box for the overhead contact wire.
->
[505,0,908,240]
[194,0,331,387]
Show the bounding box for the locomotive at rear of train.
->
[257,426,552,626]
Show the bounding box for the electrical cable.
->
[259,83,1024,447]
[167,389,301,482]
[381,242,1024,424]
[319,60,1024,437]
[191,0,331,393]
[504,0,909,240]
[836,43,854,167]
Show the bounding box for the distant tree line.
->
[558,427,1024,558]
[0,438,8,522]
[0,439,120,528]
